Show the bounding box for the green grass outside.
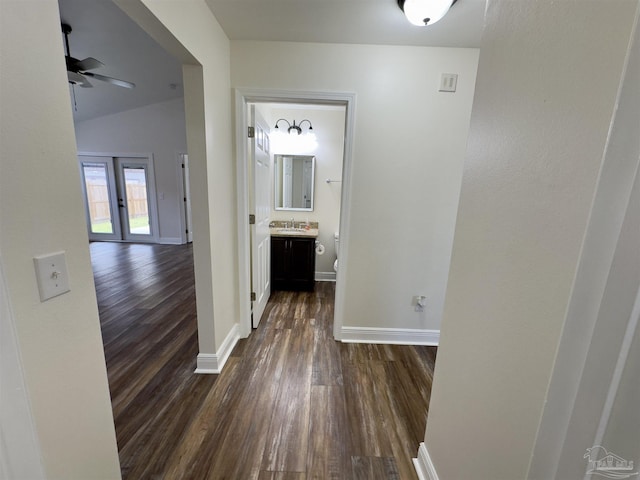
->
[91,216,149,234]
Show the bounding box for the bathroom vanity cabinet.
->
[271,236,315,291]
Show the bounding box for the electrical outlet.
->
[414,295,427,312]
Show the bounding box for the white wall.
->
[1,259,46,479]
[602,299,640,466]
[74,97,188,244]
[531,7,640,477]
[233,42,479,333]
[421,1,638,479]
[559,155,640,477]
[266,105,345,276]
[0,1,121,478]
[118,0,238,366]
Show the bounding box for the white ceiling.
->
[58,0,485,122]
[205,0,486,48]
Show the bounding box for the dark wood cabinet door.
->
[287,237,315,287]
[271,236,315,291]
[270,236,289,285]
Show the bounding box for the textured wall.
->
[423,1,638,479]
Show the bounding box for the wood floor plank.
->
[91,242,436,480]
[258,471,307,480]
[160,357,244,479]
[311,285,342,387]
[351,457,400,480]
[341,359,395,458]
[306,386,351,479]
[261,318,314,472]
[366,361,419,480]
[204,328,293,479]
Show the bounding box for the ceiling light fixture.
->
[274,119,313,136]
[397,0,457,26]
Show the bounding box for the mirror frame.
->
[273,154,316,212]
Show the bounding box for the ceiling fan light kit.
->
[397,0,456,26]
[62,23,135,89]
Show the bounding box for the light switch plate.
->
[439,73,458,92]
[34,252,70,302]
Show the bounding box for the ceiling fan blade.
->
[74,57,104,71]
[67,71,92,88]
[83,72,135,89]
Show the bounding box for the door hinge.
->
[251,292,256,301]
[249,214,255,225]
[248,126,255,138]
[186,229,189,234]
[181,163,185,169]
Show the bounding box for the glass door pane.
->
[81,163,115,235]
[122,166,150,236]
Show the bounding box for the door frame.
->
[234,88,357,339]
[78,152,160,243]
[78,156,122,242]
[177,153,193,244]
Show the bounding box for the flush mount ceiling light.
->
[397,0,457,26]
[274,119,313,136]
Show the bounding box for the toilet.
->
[333,232,340,272]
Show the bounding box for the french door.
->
[79,155,158,243]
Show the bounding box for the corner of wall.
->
[413,443,439,480]
[194,323,240,374]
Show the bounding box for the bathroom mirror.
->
[274,155,315,211]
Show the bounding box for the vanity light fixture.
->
[271,118,317,153]
[274,119,313,136]
[397,0,457,26]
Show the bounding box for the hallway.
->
[91,242,437,479]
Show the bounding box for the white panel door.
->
[250,106,271,328]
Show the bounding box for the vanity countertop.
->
[269,220,318,238]
[269,227,318,238]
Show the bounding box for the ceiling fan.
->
[62,23,135,89]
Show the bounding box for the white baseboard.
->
[158,237,183,245]
[413,443,439,480]
[194,323,240,374]
[340,327,439,345]
[314,271,336,282]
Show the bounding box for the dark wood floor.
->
[91,242,437,480]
